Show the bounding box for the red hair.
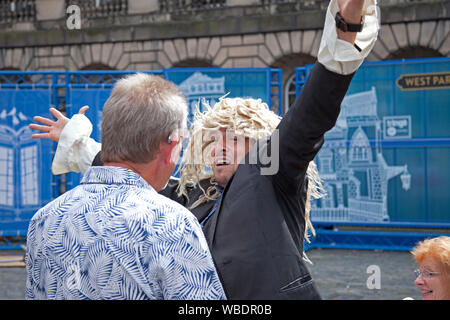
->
[411,236,450,276]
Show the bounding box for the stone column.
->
[128,0,159,14]
[226,0,260,6]
[36,0,65,21]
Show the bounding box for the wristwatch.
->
[335,12,364,32]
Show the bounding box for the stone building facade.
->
[0,0,449,111]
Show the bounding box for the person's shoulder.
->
[129,189,201,242]
[30,186,80,222]
[135,187,196,221]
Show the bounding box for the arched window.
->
[386,46,443,60]
[77,63,116,84]
[284,73,297,114]
[80,63,116,71]
[270,53,316,114]
[350,127,372,163]
[348,177,360,199]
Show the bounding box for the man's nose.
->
[211,135,226,155]
[212,144,226,158]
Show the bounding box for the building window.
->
[284,73,296,114]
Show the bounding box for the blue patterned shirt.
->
[25,166,226,300]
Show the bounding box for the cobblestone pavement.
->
[0,250,26,300]
[306,248,421,300]
[0,248,421,300]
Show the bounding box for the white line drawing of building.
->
[179,72,226,117]
[312,87,411,222]
[0,106,40,221]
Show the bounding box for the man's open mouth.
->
[214,159,232,166]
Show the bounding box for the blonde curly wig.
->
[176,96,326,246]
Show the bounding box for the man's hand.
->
[29,106,89,142]
[337,0,365,45]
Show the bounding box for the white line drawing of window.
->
[0,145,14,206]
[350,127,372,163]
[0,112,41,218]
[20,144,38,205]
[318,148,334,174]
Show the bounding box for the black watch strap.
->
[335,12,363,32]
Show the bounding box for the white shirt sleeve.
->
[318,0,380,75]
[52,114,101,175]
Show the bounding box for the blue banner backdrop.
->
[0,89,53,237]
[297,58,450,226]
[164,68,275,123]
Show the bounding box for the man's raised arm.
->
[273,0,379,192]
[29,106,101,175]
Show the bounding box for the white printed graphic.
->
[312,87,412,222]
[383,115,412,139]
[179,72,226,116]
[366,265,381,290]
[0,107,40,210]
[66,5,81,30]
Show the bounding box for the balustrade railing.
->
[159,0,226,13]
[0,0,442,24]
[0,0,36,23]
[65,0,128,18]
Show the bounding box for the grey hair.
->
[101,73,187,164]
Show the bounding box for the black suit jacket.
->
[93,62,354,299]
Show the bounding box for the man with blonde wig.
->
[25,73,226,300]
[174,96,323,246]
[30,0,380,299]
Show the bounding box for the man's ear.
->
[160,140,179,166]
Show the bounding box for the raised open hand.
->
[29,106,89,142]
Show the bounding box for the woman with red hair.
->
[412,236,450,300]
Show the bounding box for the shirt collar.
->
[81,166,152,190]
[215,184,224,196]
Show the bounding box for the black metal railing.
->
[260,0,328,9]
[0,0,36,23]
[65,0,128,18]
[0,0,440,24]
[159,0,226,13]
[260,0,431,8]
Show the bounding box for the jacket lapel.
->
[206,173,235,248]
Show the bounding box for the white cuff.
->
[52,114,101,175]
[318,0,380,75]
